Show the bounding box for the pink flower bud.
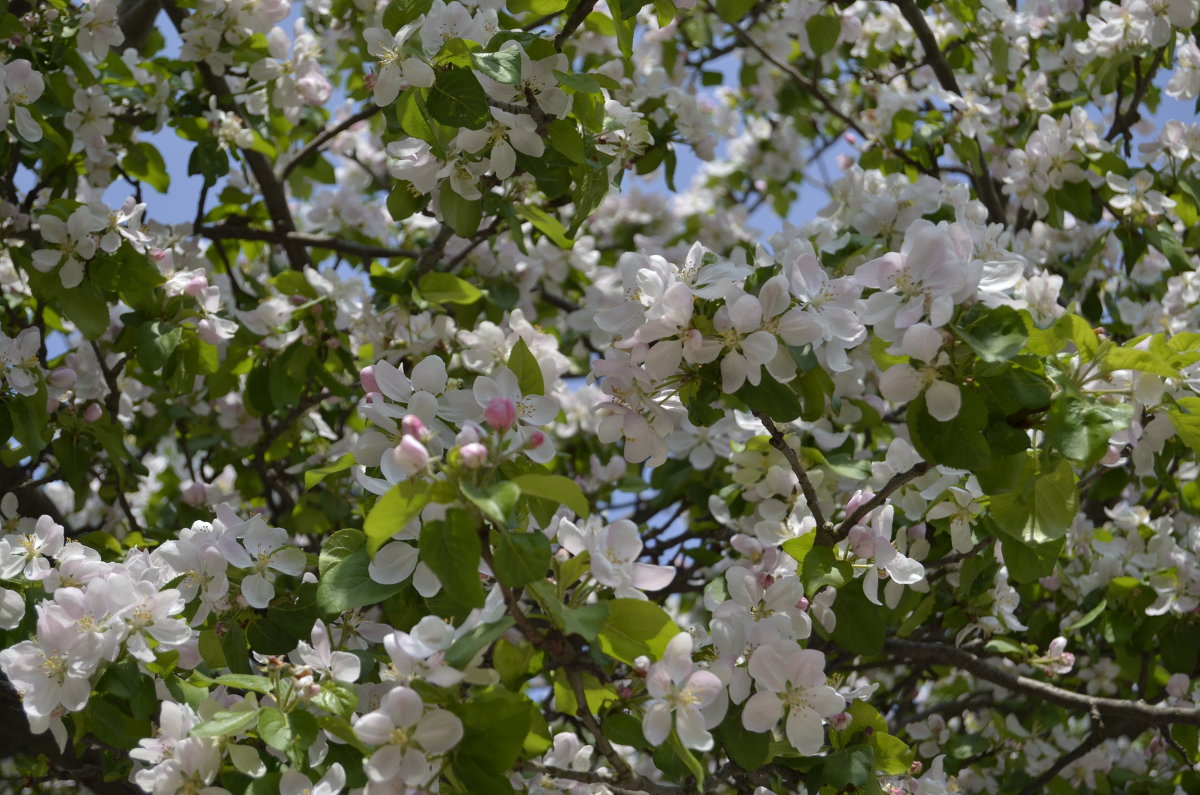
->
[526,430,546,449]
[829,712,853,732]
[83,403,102,422]
[484,396,517,430]
[391,436,429,475]
[455,420,484,446]
[360,366,379,394]
[796,596,810,611]
[460,442,488,469]
[401,414,428,439]
[48,367,76,390]
[184,275,209,297]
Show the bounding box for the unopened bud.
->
[391,436,429,475]
[829,712,853,732]
[401,414,428,439]
[48,367,76,390]
[526,429,546,450]
[484,396,517,431]
[460,442,488,469]
[83,403,103,422]
[197,318,220,345]
[360,366,379,394]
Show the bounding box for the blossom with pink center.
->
[642,633,725,750]
[742,643,845,754]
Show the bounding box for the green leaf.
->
[418,272,482,305]
[494,531,551,587]
[122,141,170,192]
[461,479,520,525]
[312,681,359,719]
[804,13,841,56]
[192,708,259,738]
[562,602,610,641]
[1169,397,1200,454]
[781,531,816,566]
[212,675,274,694]
[428,67,490,130]
[59,281,110,340]
[257,707,292,750]
[440,185,483,237]
[953,304,1028,363]
[470,49,521,84]
[830,585,886,655]
[444,617,517,668]
[824,745,875,789]
[507,337,545,396]
[713,705,772,771]
[364,481,430,556]
[596,599,678,664]
[516,203,574,248]
[420,510,485,611]
[384,0,433,29]
[304,453,355,490]
[546,119,585,164]
[736,372,803,422]
[317,530,410,615]
[1044,398,1133,467]
[800,546,852,592]
[990,456,1078,545]
[453,688,532,773]
[511,473,589,518]
[907,389,990,470]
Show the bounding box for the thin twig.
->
[837,461,932,537]
[885,639,1200,727]
[279,104,383,182]
[752,412,829,539]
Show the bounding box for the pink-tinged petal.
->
[415,708,463,753]
[886,552,926,585]
[866,564,888,604]
[646,663,674,699]
[729,295,763,334]
[369,542,419,585]
[631,562,675,592]
[269,547,306,576]
[853,252,903,288]
[366,744,402,782]
[354,712,395,746]
[778,308,822,346]
[741,330,778,366]
[747,645,788,693]
[642,700,673,746]
[683,670,724,707]
[925,380,961,421]
[809,685,846,717]
[741,690,784,733]
[373,360,412,402]
[241,574,274,609]
[383,686,425,728]
[676,705,714,751]
[663,632,694,683]
[785,648,828,689]
[784,705,826,755]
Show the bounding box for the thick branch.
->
[198,225,420,260]
[885,639,1200,727]
[752,412,829,539]
[1104,46,1169,148]
[554,0,597,51]
[892,0,960,95]
[161,0,311,270]
[279,104,384,183]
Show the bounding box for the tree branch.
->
[279,104,383,183]
[752,412,829,540]
[885,639,1200,727]
[836,461,931,538]
[160,0,312,271]
[198,225,420,260]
